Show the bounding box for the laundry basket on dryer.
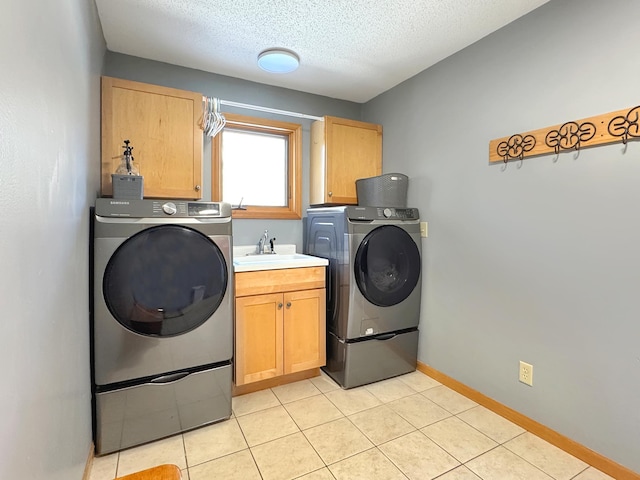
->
[356,173,408,208]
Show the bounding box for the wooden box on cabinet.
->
[234,267,326,386]
[101,76,203,199]
[310,115,382,205]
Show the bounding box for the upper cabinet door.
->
[310,116,382,205]
[101,76,203,199]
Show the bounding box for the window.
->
[212,113,302,219]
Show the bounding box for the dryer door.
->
[354,225,420,307]
[103,225,228,337]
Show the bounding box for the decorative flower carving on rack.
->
[497,134,536,162]
[545,121,596,154]
[608,106,640,145]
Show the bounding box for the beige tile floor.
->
[89,370,616,480]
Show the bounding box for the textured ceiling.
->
[95,0,549,103]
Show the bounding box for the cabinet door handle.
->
[195,184,201,191]
[286,302,292,308]
[328,191,333,197]
[278,303,283,309]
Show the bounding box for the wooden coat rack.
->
[489,105,640,163]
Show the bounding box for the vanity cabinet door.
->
[234,293,284,386]
[283,288,326,374]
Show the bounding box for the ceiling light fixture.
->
[257,49,300,73]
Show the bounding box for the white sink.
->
[233,251,328,272]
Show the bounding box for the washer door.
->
[103,225,228,337]
[354,225,420,307]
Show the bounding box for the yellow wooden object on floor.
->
[115,464,181,480]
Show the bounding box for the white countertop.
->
[232,244,328,272]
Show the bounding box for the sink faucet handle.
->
[257,229,269,254]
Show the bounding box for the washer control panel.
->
[151,201,223,217]
[346,205,419,221]
[95,198,231,218]
[376,207,419,220]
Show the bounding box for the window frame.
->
[211,112,302,219]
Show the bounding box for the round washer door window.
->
[103,225,228,337]
[354,225,420,307]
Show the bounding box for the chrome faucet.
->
[256,229,269,254]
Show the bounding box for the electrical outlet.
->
[519,361,533,386]
[420,222,428,238]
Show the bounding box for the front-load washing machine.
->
[92,198,233,454]
[305,206,422,388]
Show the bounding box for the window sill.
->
[231,207,301,220]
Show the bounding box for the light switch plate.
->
[420,222,428,238]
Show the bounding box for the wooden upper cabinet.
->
[101,76,203,199]
[310,116,382,205]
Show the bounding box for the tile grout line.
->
[279,385,409,476]
[183,416,263,476]
[181,432,189,467]
[500,437,584,480]
[268,384,330,477]
[450,412,543,477]
[113,451,121,479]
[460,444,502,475]
[363,442,412,480]
[408,398,545,480]
[236,399,269,480]
[375,424,463,480]
[568,465,593,479]
[327,378,494,480]
[334,386,419,480]
[452,404,523,444]
[180,433,189,480]
[252,383,334,478]
[278,386,346,476]
[420,425,497,466]
[472,444,557,480]
[456,425,578,480]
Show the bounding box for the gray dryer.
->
[305,206,421,388]
[92,199,233,454]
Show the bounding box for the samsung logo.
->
[110,201,130,205]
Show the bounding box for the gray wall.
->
[104,53,362,250]
[362,0,640,472]
[0,1,105,479]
